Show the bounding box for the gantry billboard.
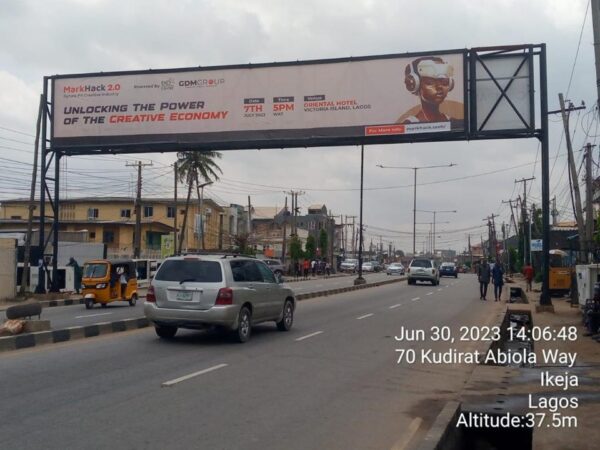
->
[50,51,467,150]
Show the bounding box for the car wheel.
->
[85,298,94,309]
[155,325,177,339]
[129,293,137,306]
[101,303,107,308]
[455,274,458,278]
[276,300,294,331]
[235,306,252,343]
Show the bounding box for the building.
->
[0,197,245,258]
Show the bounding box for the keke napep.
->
[82,259,138,309]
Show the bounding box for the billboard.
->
[50,51,466,150]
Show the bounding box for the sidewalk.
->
[460,276,600,449]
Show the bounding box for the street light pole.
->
[417,209,457,257]
[377,163,456,257]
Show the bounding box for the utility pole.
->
[468,234,473,269]
[515,177,535,266]
[281,196,288,264]
[559,93,587,262]
[20,95,43,294]
[551,196,559,226]
[247,195,252,242]
[127,161,153,258]
[591,0,600,110]
[173,162,178,256]
[585,143,595,259]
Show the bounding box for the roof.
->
[252,206,284,220]
[0,218,174,230]
[308,204,326,210]
[0,196,226,208]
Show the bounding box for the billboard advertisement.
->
[50,51,466,150]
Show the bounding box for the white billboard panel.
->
[51,53,465,149]
[475,55,532,132]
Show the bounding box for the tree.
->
[319,229,328,259]
[289,235,303,261]
[305,235,316,260]
[176,150,222,253]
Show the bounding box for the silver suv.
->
[144,255,296,342]
[407,258,440,285]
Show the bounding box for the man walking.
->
[492,261,504,302]
[477,259,491,301]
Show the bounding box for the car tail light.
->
[215,287,233,305]
[146,284,156,303]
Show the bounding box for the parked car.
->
[340,258,359,273]
[260,258,286,280]
[407,258,439,285]
[386,262,405,275]
[144,255,296,343]
[370,261,383,272]
[439,262,458,278]
[362,261,376,272]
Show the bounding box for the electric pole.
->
[591,0,600,110]
[173,162,178,256]
[585,143,595,258]
[559,93,587,262]
[127,161,153,258]
[282,196,288,264]
[515,177,535,266]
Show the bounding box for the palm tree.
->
[176,150,223,253]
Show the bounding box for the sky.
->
[0,0,597,254]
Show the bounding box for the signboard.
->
[50,51,466,150]
[161,234,174,258]
[530,239,543,252]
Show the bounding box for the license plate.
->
[176,291,193,301]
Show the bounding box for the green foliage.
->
[289,235,303,261]
[233,233,255,256]
[305,235,316,260]
[176,150,223,185]
[509,247,520,273]
[319,229,328,257]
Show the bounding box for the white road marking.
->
[426,292,434,296]
[74,312,112,319]
[411,297,420,302]
[391,417,423,450]
[356,313,374,320]
[162,363,228,387]
[295,331,324,341]
[389,303,402,309]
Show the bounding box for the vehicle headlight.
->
[95,283,107,289]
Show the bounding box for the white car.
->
[386,263,405,275]
[340,259,358,273]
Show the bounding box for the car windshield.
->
[83,263,107,278]
[155,260,223,282]
[411,260,432,268]
[390,263,402,267]
[442,263,455,267]
[344,259,358,264]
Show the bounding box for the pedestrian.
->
[522,263,534,292]
[294,260,300,280]
[311,259,316,276]
[303,259,310,280]
[66,257,83,294]
[477,259,491,301]
[325,261,331,277]
[119,267,129,299]
[492,261,504,302]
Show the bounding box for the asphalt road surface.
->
[0,274,502,450]
[8,272,395,330]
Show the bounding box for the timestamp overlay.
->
[394,324,579,430]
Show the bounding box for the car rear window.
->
[411,260,432,268]
[155,260,223,282]
[442,263,455,267]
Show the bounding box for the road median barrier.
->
[1,277,404,352]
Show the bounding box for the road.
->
[0,274,501,449]
[7,272,396,330]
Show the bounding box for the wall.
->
[0,238,17,300]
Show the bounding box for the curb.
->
[418,401,461,450]
[0,318,149,353]
[0,276,406,353]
